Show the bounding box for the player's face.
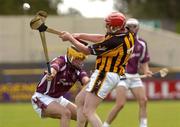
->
[105,24,111,33]
[71,59,84,68]
[128,24,139,33]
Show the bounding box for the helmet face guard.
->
[67,46,87,68]
[126,18,139,33]
[105,12,126,34]
[106,25,121,34]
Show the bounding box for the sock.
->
[102,122,110,127]
[140,118,147,127]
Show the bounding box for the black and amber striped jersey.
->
[88,32,134,75]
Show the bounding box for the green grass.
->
[0,101,179,127]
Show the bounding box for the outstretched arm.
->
[72,33,105,43]
[60,32,91,55]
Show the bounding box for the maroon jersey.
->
[36,56,88,98]
[126,36,150,74]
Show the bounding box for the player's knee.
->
[61,108,72,119]
[115,102,125,110]
[83,108,92,118]
[139,96,148,106]
[82,108,88,117]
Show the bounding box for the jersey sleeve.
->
[78,70,88,85]
[88,35,124,56]
[139,40,150,63]
[50,56,65,72]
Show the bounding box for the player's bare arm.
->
[60,32,91,55]
[140,62,153,77]
[72,33,105,43]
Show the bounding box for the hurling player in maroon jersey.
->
[31,46,89,127]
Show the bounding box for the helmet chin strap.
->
[67,56,73,64]
[70,56,74,63]
[107,26,121,34]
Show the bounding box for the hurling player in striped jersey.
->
[59,12,135,127]
[102,18,152,127]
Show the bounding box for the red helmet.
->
[105,12,126,28]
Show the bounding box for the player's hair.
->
[67,46,87,63]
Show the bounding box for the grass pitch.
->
[0,101,179,127]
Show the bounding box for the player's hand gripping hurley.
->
[121,68,169,80]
